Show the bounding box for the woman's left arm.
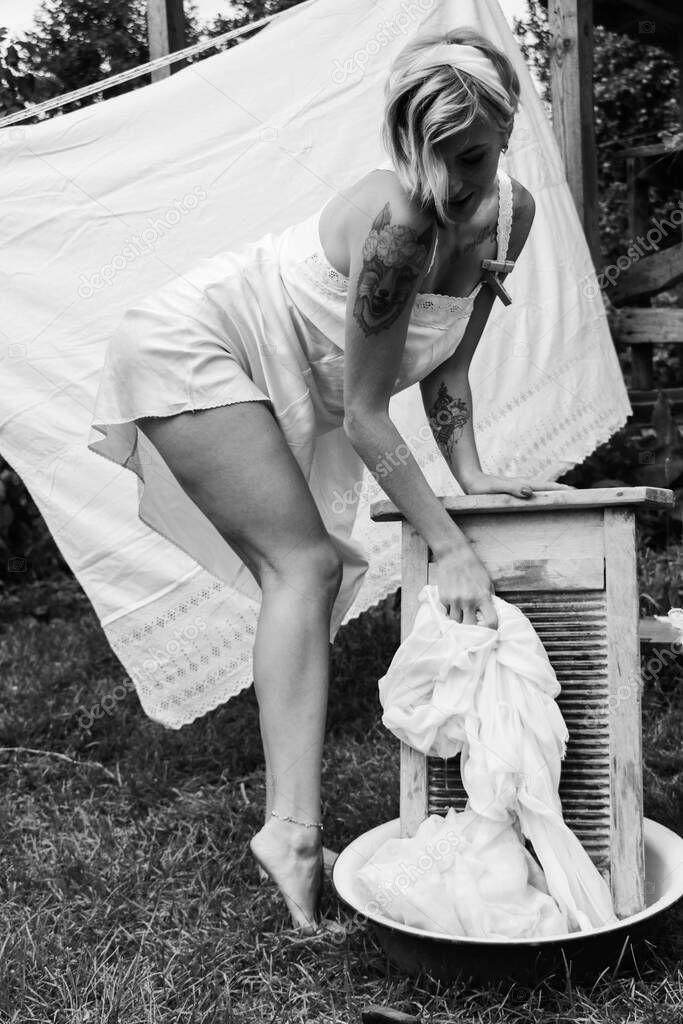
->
[419,184,575,499]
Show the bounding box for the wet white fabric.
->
[654,607,683,640]
[357,806,572,939]
[363,584,618,935]
[0,0,631,730]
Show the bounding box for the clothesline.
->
[0,0,318,129]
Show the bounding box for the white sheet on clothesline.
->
[0,0,632,728]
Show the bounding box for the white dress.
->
[87,166,515,669]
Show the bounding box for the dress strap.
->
[425,224,438,276]
[497,169,514,262]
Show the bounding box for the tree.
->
[0,0,205,120]
[512,0,680,268]
[200,0,306,39]
[511,0,551,102]
[512,3,682,521]
[0,1,308,121]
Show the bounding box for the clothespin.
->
[480,258,516,306]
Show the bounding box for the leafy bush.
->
[638,542,683,615]
[560,394,683,550]
[0,458,69,587]
[513,1,681,272]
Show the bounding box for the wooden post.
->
[399,523,430,839]
[548,0,602,274]
[626,154,654,390]
[147,0,187,83]
[603,507,645,917]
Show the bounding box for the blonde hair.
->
[381,27,520,227]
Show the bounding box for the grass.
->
[0,563,681,1023]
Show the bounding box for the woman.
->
[88,26,573,935]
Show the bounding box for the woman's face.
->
[437,117,508,220]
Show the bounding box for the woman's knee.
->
[134,402,344,598]
[262,542,343,596]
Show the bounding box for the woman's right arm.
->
[340,193,497,625]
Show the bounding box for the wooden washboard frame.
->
[369,486,674,919]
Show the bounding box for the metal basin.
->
[332,817,683,986]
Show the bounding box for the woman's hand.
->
[462,471,576,500]
[434,546,498,628]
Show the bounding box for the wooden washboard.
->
[369,486,674,918]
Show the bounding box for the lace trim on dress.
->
[298,250,488,319]
[298,169,514,317]
[498,170,513,264]
[103,569,261,730]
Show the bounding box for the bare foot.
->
[321,845,339,874]
[256,844,338,883]
[250,817,324,933]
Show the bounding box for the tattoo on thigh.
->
[352,203,433,337]
[427,381,470,461]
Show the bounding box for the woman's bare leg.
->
[262,716,274,819]
[135,401,343,932]
[249,565,341,929]
[260,687,339,881]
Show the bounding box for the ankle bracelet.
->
[271,809,323,831]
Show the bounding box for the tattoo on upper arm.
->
[427,381,470,461]
[352,203,433,337]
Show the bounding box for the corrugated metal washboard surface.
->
[426,589,610,882]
